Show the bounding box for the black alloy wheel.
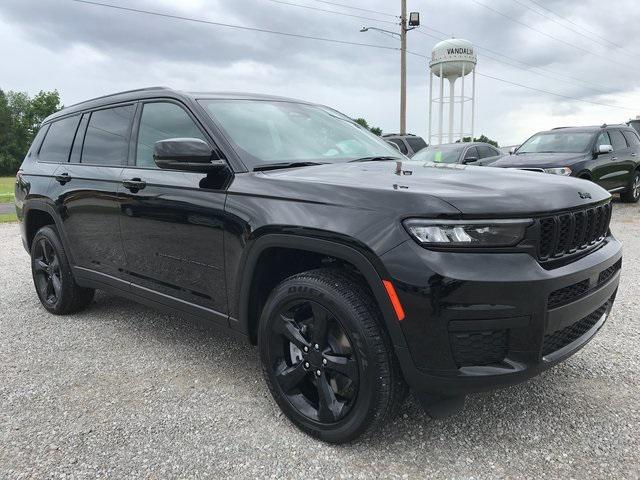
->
[268,299,359,423]
[33,237,63,306]
[258,268,407,443]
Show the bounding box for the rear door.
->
[118,100,229,324]
[48,104,134,283]
[622,129,640,172]
[608,129,633,190]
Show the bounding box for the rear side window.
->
[406,137,427,153]
[609,130,628,150]
[387,138,408,154]
[81,105,134,166]
[464,146,479,160]
[38,115,81,163]
[623,130,640,146]
[136,102,206,168]
[477,145,498,158]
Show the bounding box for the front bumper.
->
[381,235,622,396]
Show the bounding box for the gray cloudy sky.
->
[1,0,639,145]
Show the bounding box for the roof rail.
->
[64,86,173,109]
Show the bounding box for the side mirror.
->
[154,138,226,172]
[463,156,479,164]
[597,144,613,155]
[509,147,516,155]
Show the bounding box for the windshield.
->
[517,131,593,154]
[198,99,402,168]
[411,145,464,163]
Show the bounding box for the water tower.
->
[428,38,477,145]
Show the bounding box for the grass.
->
[0,176,15,204]
[0,212,17,223]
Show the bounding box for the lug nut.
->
[303,346,309,353]
[316,370,322,377]
[322,358,327,365]
[304,362,310,369]
[314,343,320,350]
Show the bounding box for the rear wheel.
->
[31,226,95,314]
[258,268,406,443]
[621,170,640,203]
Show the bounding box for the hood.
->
[260,160,610,216]
[490,152,587,169]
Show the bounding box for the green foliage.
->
[354,117,383,136]
[0,89,62,175]
[457,134,499,148]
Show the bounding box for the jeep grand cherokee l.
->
[491,125,640,202]
[15,87,622,443]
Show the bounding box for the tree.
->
[354,117,382,136]
[457,134,499,148]
[0,89,62,175]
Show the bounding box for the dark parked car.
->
[382,133,427,157]
[16,88,622,443]
[411,141,503,166]
[492,125,640,202]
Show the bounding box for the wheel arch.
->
[236,234,408,350]
[22,201,75,264]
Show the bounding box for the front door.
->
[118,100,230,324]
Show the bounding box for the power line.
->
[471,0,637,71]
[266,0,397,25]
[68,0,635,112]
[307,0,396,18]
[69,0,403,53]
[512,0,640,58]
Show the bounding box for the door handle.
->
[632,153,637,157]
[611,157,618,161]
[55,173,71,184]
[122,178,146,192]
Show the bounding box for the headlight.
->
[403,219,532,247]
[544,167,572,176]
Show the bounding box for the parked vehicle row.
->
[16,88,622,443]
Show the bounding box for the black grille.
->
[548,279,589,308]
[542,302,608,356]
[537,202,612,261]
[598,259,622,285]
[450,329,508,367]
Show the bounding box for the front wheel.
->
[258,268,407,443]
[621,170,640,203]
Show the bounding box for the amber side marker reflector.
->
[382,280,405,321]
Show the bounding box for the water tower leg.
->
[428,70,433,146]
[438,63,444,145]
[471,68,476,140]
[460,64,465,142]
[448,77,455,143]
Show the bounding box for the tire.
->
[258,268,407,443]
[30,225,95,314]
[620,170,640,203]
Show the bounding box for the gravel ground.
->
[1,202,639,479]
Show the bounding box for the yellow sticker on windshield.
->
[434,151,442,162]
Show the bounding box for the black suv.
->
[492,125,640,202]
[16,88,622,443]
[382,133,427,157]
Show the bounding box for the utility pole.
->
[360,5,419,136]
[400,0,407,135]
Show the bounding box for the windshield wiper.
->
[348,156,400,163]
[253,161,325,172]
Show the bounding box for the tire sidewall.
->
[258,277,380,442]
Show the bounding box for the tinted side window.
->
[609,130,627,150]
[406,137,427,153]
[69,114,89,163]
[387,138,408,154]
[596,131,611,148]
[81,105,134,166]
[477,146,497,158]
[136,102,206,168]
[38,115,81,163]
[463,146,479,161]
[623,130,640,146]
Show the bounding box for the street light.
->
[360,1,420,135]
